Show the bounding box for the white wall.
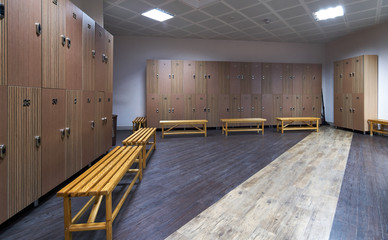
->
[113,36,325,129]
[324,21,388,123]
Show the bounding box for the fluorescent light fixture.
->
[313,5,344,21]
[141,9,173,22]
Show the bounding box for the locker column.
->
[0,86,7,223]
[82,13,96,91]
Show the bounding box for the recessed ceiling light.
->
[141,9,174,22]
[313,5,344,21]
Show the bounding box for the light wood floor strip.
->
[166,127,353,240]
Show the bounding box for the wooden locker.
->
[262,94,273,125]
[195,61,206,94]
[343,58,354,93]
[293,95,303,117]
[81,90,95,166]
[206,94,218,127]
[282,95,293,118]
[104,92,113,151]
[171,60,183,94]
[352,94,364,131]
[334,61,343,94]
[158,60,172,94]
[146,94,160,128]
[7,0,41,87]
[147,59,158,94]
[41,88,66,195]
[218,94,230,119]
[8,87,41,217]
[229,62,241,94]
[82,13,95,91]
[171,94,184,120]
[160,95,171,121]
[271,63,283,94]
[261,63,271,94]
[66,90,82,178]
[183,60,195,94]
[230,94,241,119]
[0,86,7,223]
[302,95,313,117]
[195,94,207,119]
[240,94,251,118]
[251,63,261,94]
[311,64,322,94]
[273,94,283,120]
[334,94,343,127]
[302,64,312,95]
[282,64,293,94]
[312,95,321,118]
[0,0,6,86]
[241,63,251,94]
[206,61,219,94]
[184,95,196,120]
[251,94,262,118]
[95,23,107,92]
[293,64,303,94]
[94,91,105,158]
[105,31,114,93]
[343,94,353,129]
[218,62,230,94]
[353,56,364,93]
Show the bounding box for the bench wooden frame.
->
[220,118,266,136]
[160,120,208,138]
[368,119,388,136]
[122,127,156,168]
[57,146,143,240]
[276,117,320,134]
[132,117,147,131]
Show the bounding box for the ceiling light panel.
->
[313,5,344,21]
[142,9,174,22]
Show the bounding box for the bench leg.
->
[162,125,165,139]
[204,123,207,137]
[154,131,156,150]
[64,196,72,240]
[316,120,319,132]
[225,123,228,136]
[142,144,146,169]
[106,194,113,240]
[262,122,264,135]
[281,121,284,134]
[369,122,373,136]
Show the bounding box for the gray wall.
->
[71,0,103,26]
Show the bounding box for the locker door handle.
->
[91,121,95,129]
[102,54,106,62]
[313,107,316,111]
[105,55,108,63]
[340,74,343,78]
[340,107,343,112]
[92,50,96,58]
[61,35,66,46]
[35,136,41,148]
[352,108,355,113]
[192,108,195,112]
[193,74,195,79]
[303,107,305,110]
[251,107,254,112]
[349,73,352,77]
[290,107,292,111]
[66,37,71,48]
[293,107,295,110]
[60,129,65,139]
[156,108,159,113]
[208,75,211,79]
[203,108,206,112]
[0,145,6,159]
[207,108,210,112]
[66,127,71,137]
[227,108,230,112]
[204,74,207,79]
[172,108,174,113]
[169,74,171,79]
[172,74,174,79]
[251,75,254,80]
[168,108,171,113]
[241,107,243,112]
[35,23,42,36]
[349,108,352,112]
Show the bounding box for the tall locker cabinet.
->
[0,86,7,223]
[0,0,6,86]
[82,13,95,91]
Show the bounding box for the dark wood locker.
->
[293,95,303,117]
[103,92,113,150]
[240,94,251,118]
[66,90,82,178]
[65,1,82,90]
[334,94,343,127]
[105,31,114,93]
[206,61,219,94]
[261,63,271,94]
[273,94,283,120]
[271,63,283,94]
[293,64,303,94]
[195,94,207,119]
[251,94,262,118]
[0,86,7,223]
[206,94,218,127]
[229,62,241,94]
[146,94,159,128]
[230,94,241,119]
[41,88,66,195]
[343,58,353,94]
[353,56,364,94]
[262,94,273,125]
[147,60,158,94]
[312,95,321,118]
[184,95,196,120]
[282,64,293,94]
[0,0,5,86]
[183,60,195,94]
[159,95,171,121]
[343,94,353,129]
[171,94,184,120]
[81,90,95,166]
[158,60,172,94]
[218,94,230,119]
[7,0,41,87]
[82,13,95,91]
[334,61,343,94]
[171,60,183,94]
[251,63,261,94]
[241,63,251,94]
[218,62,230,94]
[302,95,313,117]
[282,95,293,118]
[352,93,364,131]
[311,64,322,95]
[195,61,206,94]
[95,24,107,92]
[8,87,41,217]
[94,91,105,158]
[302,64,312,95]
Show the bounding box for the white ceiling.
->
[103,0,388,43]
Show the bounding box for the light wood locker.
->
[251,94,262,118]
[81,90,95,166]
[0,86,7,223]
[184,95,196,120]
[293,64,303,94]
[206,61,219,94]
[195,94,207,119]
[171,94,184,120]
[146,94,159,128]
[261,63,271,94]
[82,13,95,91]
[230,94,241,119]
[41,88,66,195]
[8,87,41,218]
[206,94,218,127]
[343,94,353,129]
[7,0,41,87]
[159,95,171,121]
[241,63,251,94]
[343,58,354,93]
[282,63,293,94]
[218,62,230,94]
[147,60,158,94]
[218,94,230,119]
[251,63,261,94]
[104,92,113,151]
[272,94,282,120]
[353,56,364,93]
[65,90,82,178]
[302,95,313,117]
[94,91,105,158]
[352,94,364,131]
[312,95,321,118]
[334,61,343,94]
[105,31,114,93]
[302,64,312,95]
[195,61,206,94]
[334,94,343,127]
[183,60,195,94]
[293,95,303,117]
[240,94,251,118]
[262,94,273,125]
[171,60,183,94]
[271,63,283,94]
[157,60,171,94]
[95,23,107,92]
[229,62,241,94]
[0,0,6,86]
[282,95,293,118]
[311,64,322,94]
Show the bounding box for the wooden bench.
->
[220,118,266,136]
[276,117,320,134]
[368,119,388,136]
[122,127,156,168]
[160,120,208,139]
[57,146,143,240]
[132,117,147,131]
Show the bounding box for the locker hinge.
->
[0,3,4,19]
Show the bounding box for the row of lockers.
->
[146,60,322,96]
[0,0,113,92]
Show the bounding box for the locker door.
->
[171,94,184,120]
[171,60,183,94]
[303,64,312,95]
[8,87,41,217]
[343,94,353,129]
[0,86,7,223]
[66,90,82,178]
[42,0,65,88]
[82,13,95,91]
[65,1,83,90]
[195,61,206,94]
[82,91,95,166]
[282,95,293,118]
[0,0,5,86]
[183,60,195,94]
[271,63,283,94]
[218,94,230,119]
[41,89,66,195]
[230,94,241,119]
[334,61,343,94]
[262,94,273,125]
[352,94,365,131]
[104,93,113,150]
[195,94,207,119]
[184,95,196,120]
[8,0,41,87]
[240,94,251,118]
[157,60,171,94]
[219,62,230,94]
[206,94,218,127]
[293,95,303,117]
[95,23,106,92]
[94,92,105,158]
[147,60,158,94]
[312,95,321,118]
[105,31,113,93]
[146,94,160,128]
[282,64,293,94]
[241,63,251,94]
[311,64,322,95]
[251,94,262,118]
[273,94,283,119]
[334,94,343,127]
[160,95,171,121]
[302,95,313,117]
[261,63,271,94]
[251,63,262,94]
[293,64,303,94]
[343,58,353,93]
[230,62,241,94]
[353,56,364,94]
[206,62,219,94]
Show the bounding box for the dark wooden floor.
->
[0,127,387,240]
